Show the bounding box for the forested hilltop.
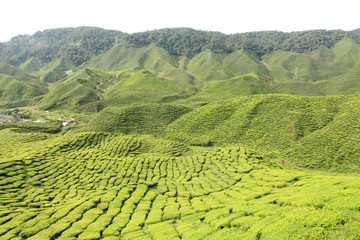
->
[1,27,359,66]
[0,27,125,66]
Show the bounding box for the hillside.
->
[2,27,359,67]
[0,27,359,105]
[353,28,360,35]
[87,44,195,92]
[1,131,360,239]
[37,68,114,110]
[0,64,46,107]
[0,27,125,66]
[81,104,192,135]
[186,73,276,103]
[166,95,360,173]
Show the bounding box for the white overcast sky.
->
[1,0,359,42]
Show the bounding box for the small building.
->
[34,118,49,123]
[62,120,77,127]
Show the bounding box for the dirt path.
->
[261,60,277,83]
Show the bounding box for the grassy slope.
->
[102,71,187,107]
[87,47,273,93]
[0,64,46,107]
[37,68,114,110]
[188,73,276,102]
[186,50,230,81]
[263,38,360,95]
[263,51,336,82]
[166,94,360,173]
[87,44,195,92]
[186,50,270,84]
[19,57,42,72]
[35,58,75,84]
[81,103,192,135]
[35,68,188,112]
[223,50,270,77]
[0,131,360,239]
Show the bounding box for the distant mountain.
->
[0,27,125,66]
[1,27,359,67]
[353,28,360,35]
[124,28,359,58]
[1,27,360,111]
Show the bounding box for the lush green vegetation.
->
[81,104,191,135]
[1,27,360,108]
[125,28,359,58]
[1,131,360,239]
[1,26,360,239]
[36,68,115,110]
[167,95,360,173]
[0,64,46,108]
[0,27,125,66]
[2,27,359,67]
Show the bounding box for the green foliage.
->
[100,71,187,107]
[37,68,114,110]
[125,28,359,58]
[0,121,62,133]
[1,27,125,66]
[263,38,360,93]
[82,103,191,135]
[19,57,42,72]
[1,26,360,240]
[193,73,276,101]
[0,64,46,107]
[87,44,195,92]
[1,131,360,239]
[167,94,360,173]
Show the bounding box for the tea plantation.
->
[1,131,360,239]
[2,27,360,239]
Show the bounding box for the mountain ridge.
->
[1,27,359,67]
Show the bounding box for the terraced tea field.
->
[1,132,360,239]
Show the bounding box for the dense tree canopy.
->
[1,27,359,66]
[0,27,125,66]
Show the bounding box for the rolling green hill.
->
[35,69,188,111]
[263,38,360,82]
[35,58,75,84]
[87,45,195,92]
[37,68,114,110]
[186,50,230,81]
[187,73,276,102]
[332,38,360,70]
[262,51,336,82]
[166,94,360,173]
[1,131,360,239]
[0,64,46,107]
[19,57,42,72]
[100,71,187,107]
[0,64,40,84]
[0,27,125,66]
[81,104,192,135]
